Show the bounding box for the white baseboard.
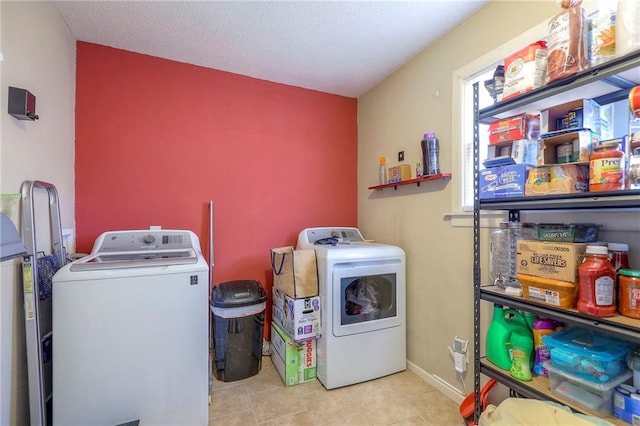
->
[407,360,466,405]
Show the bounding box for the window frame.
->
[449,20,549,227]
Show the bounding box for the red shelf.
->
[368,173,452,190]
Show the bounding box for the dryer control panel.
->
[91,230,198,253]
[297,227,365,248]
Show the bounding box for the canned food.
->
[557,142,573,164]
[529,166,551,184]
[619,269,640,319]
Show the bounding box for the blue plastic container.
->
[542,327,634,384]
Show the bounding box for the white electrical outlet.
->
[454,336,468,353]
[454,352,466,373]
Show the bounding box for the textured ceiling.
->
[53,0,488,98]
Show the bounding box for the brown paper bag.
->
[270,246,318,298]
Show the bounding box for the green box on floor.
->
[270,321,316,386]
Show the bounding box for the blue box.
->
[542,327,635,384]
[614,385,640,424]
[479,164,532,199]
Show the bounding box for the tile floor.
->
[209,357,465,425]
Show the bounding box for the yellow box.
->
[516,240,586,283]
[517,273,578,308]
[388,165,412,183]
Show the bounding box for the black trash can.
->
[211,280,267,382]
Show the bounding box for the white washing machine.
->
[52,229,209,426]
[297,227,406,389]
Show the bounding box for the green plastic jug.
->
[486,304,531,370]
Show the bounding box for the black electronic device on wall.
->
[8,86,39,120]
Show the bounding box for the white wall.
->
[0,2,75,423]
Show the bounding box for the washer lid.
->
[69,249,197,271]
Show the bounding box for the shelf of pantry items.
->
[368,173,451,190]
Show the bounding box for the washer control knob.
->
[331,231,339,237]
[143,234,155,244]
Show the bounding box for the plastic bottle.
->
[421,132,440,176]
[577,245,617,317]
[378,157,387,185]
[489,222,537,288]
[608,243,630,272]
[416,162,423,178]
[510,329,533,381]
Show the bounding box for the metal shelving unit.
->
[472,51,640,424]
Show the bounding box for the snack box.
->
[542,327,635,384]
[544,360,632,417]
[272,286,321,342]
[488,113,540,144]
[270,321,317,386]
[479,164,532,199]
[516,240,586,283]
[537,129,597,165]
[516,273,578,308]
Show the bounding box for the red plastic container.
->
[577,245,617,317]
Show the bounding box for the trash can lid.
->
[211,280,266,308]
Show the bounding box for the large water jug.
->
[490,222,537,288]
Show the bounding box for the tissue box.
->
[270,321,317,386]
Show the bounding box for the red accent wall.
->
[75,42,358,336]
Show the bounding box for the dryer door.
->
[332,259,405,337]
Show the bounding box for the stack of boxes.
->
[270,254,321,387]
[479,113,540,199]
[479,97,617,199]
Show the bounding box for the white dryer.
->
[52,229,209,425]
[297,227,406,389]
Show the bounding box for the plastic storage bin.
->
[542,327,635,384]
[211,280,267,382]
[544,360,632,416]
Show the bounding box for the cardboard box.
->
[486,139,538,166]
[540,99,601,136]
[388,164,412,183]
[516,240,587,283]
[537,129,597,165]
[488,113,540,144]
[479,164,532,199]
[270,321,317,386]
[272,286,321,342]
[525,164,589,196]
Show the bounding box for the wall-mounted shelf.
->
[368,173,451,191]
